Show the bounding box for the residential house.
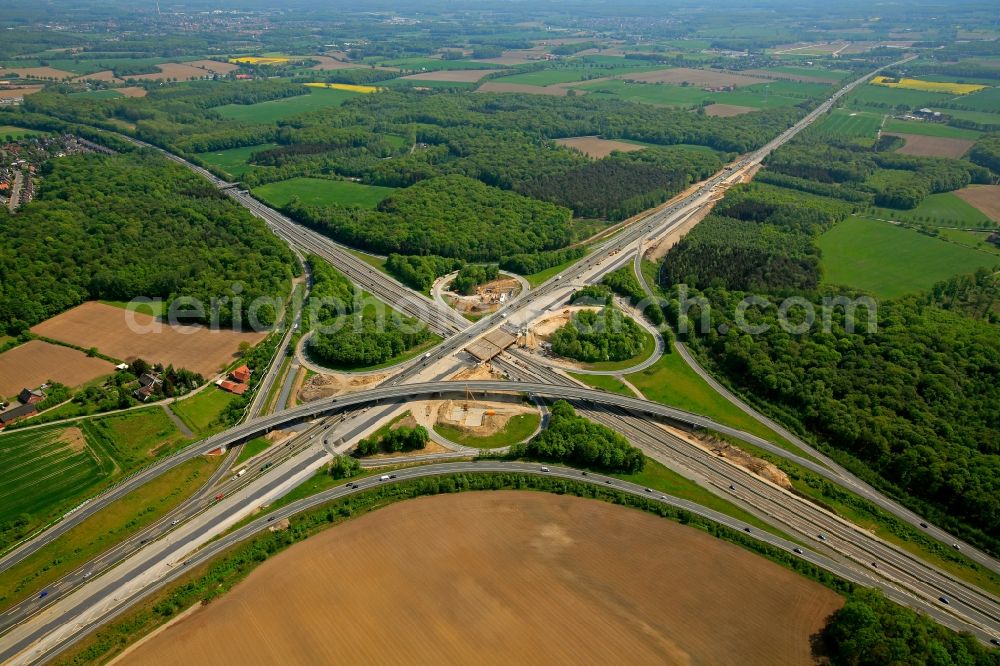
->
[18,388,46,405]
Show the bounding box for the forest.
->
[285,175,575,261]
[510,400,645,473]
[385,254,463,292]
[550,303,648,363]
[0,151,296,334]
[658,131,1000,551]
[355,425,429,456]
[517,147,721,221]
[822,588,999,666]
[303,255,434,369]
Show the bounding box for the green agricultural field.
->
[817,216,1000,299]
[809,109,884,140]
[169,387,239,436]
[433,412,540,449]
[197,143,277,178]
[949,86,1000,112]
[253,177,395,209]
[579,78,810,109]
[0,455,218,609]
[871,192,992,227]
[0,125,45,139]
[214,88,360,123]
[0,426,109,531]
[882,118,982,140]
[848,84,955,110]
[494,61,658,87]
[933,107,1000,126]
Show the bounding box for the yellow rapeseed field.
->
[304,82,380,93]
[870,76,986,95]
[229,56,290,65]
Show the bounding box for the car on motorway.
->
[644,488,652,493]
[267,516,275,522]
[604,479,612,485]
[380,475,390,481]
[920,522,928,528]
[952,543,961,550]
[215,493,224,501]
[990,638,999,647]
[728,484,736,490]
[171,519,179,526]
[818,533,827,541]
[793,548,803,555]
[540,466,550,473]
[389,474,397,479]
[939,596,950,605]
[743,527,751,533]
[39,590,49,599]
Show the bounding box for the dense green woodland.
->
[822,589,1000,666]
[551,294,648,364]
[658,134,1000,551]
[8,83,802,259]
[286,175,575,260]
[302,255,433,369]
[0,151,295,333]
[511,401,645,474]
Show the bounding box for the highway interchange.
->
[1,55,998,662]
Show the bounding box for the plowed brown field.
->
[120,492,842,666]
[955,184,1000,221]
[555,136,645,158]
[30,302,266,377]
[887,133,975,158]
[0,340,114,399]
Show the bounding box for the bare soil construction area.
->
[0,339,114,399]
[121,492,842,666]
[955,184,1000,221]
[555,135,645,158]
[297,372,386,403]
[887,133,975,158]
[30,302,266,377]
[445,275,522,316]
[402,69,498,83]
[625,67,770,88]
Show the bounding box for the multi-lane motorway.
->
[3,54,997,662]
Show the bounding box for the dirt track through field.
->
[121,492,842,666]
